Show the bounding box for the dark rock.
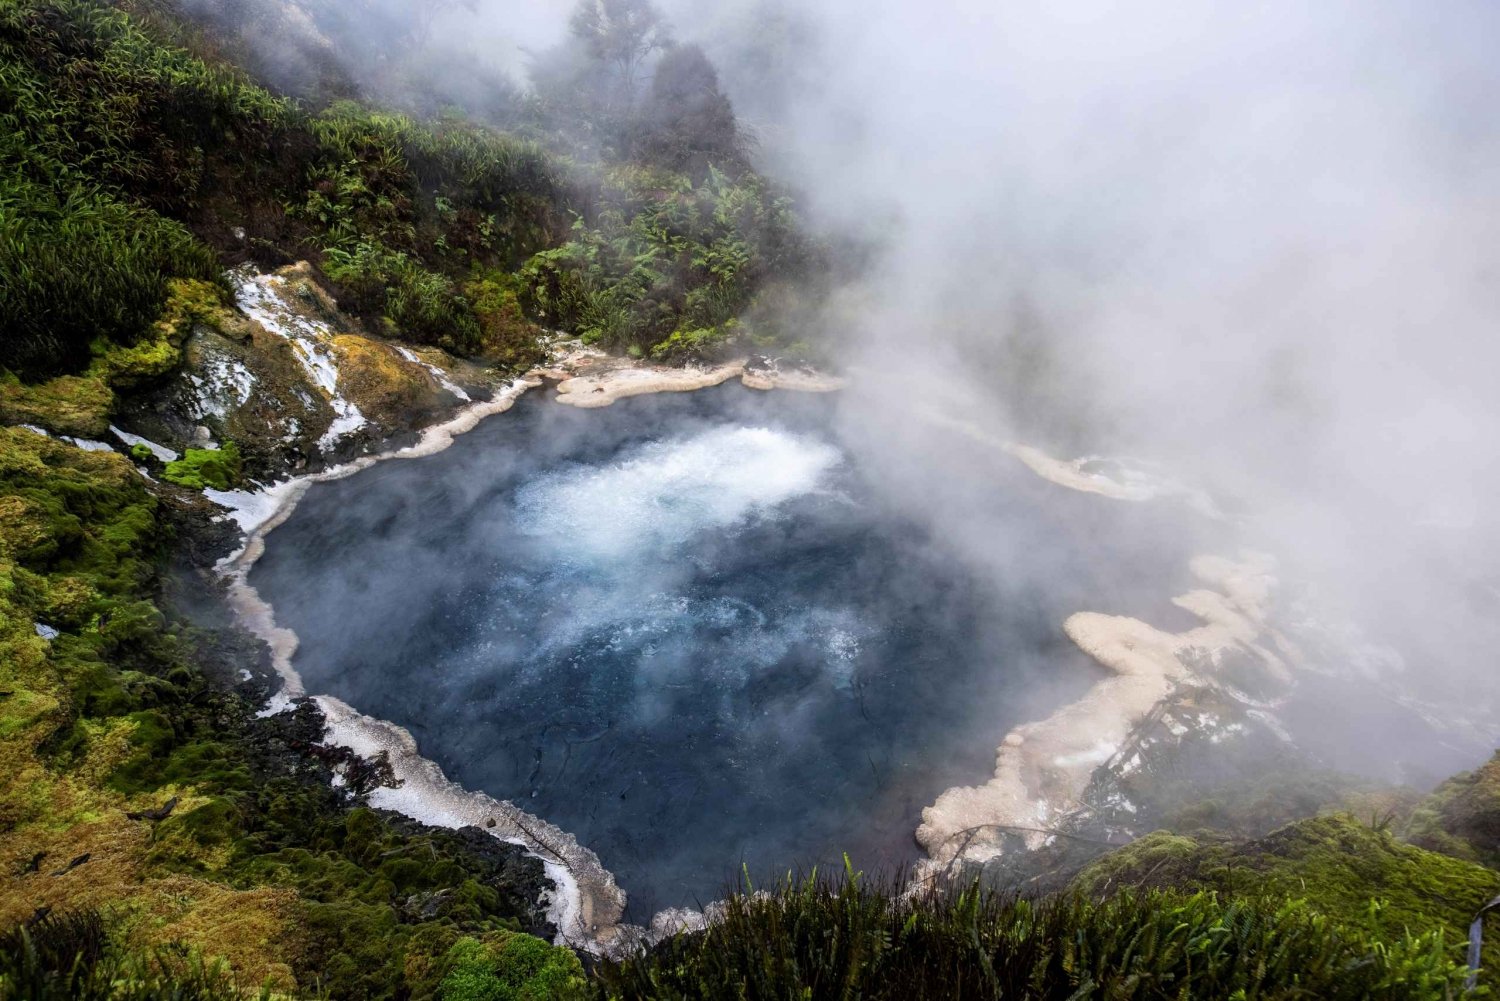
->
[127,796,180,822]
[50,853,90,877]
[379,813,556,939]
[400,888,458,923]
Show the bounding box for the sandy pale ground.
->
[915,550,1284,877]
[901,404,1280,877]
[545,349,845,408]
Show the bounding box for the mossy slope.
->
[0,424,568,998]
[1405,751,1500,869]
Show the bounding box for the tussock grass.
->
[598,865,1477,1000]
[1,909,256,1000]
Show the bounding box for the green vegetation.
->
[1,0,818,385]
[161,442,241,491]
[0,167,221,380]
[518,165,810,358]
[598,864,1476,1000]
[0,423,556,997]
[1075,815,1500,974]
[0,278,226,437]
[1,910,248,1000]
[4,1,1500,998]
[1405,751,1500,869]
[0,0,566,373]
[438,935,589,1001]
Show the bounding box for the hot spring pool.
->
[250,383,1200,918]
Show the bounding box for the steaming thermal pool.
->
[251,383,1202,919]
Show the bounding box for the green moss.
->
[465,270,546,369]
[0,686,58,740]
[0,428,160,589]
[1405,750,1500,868]
[149,797,244,872]
[0,372,116,439]
[439,935,589,1001]
[93,278,228,391]
[0,279,227,435]
[162,442,242,492]
[649,321,738,362]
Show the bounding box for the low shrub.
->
[438,934,589,1001]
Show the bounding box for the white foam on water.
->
[205,479,307,534]
[516,425,841,561]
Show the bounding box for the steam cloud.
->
[663,0,1500,728]
[219,0,1499,782]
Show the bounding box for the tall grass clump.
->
[0,161,220,378]
[597,867,1476,1000]
[0,910,252,1000]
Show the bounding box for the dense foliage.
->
[2,911,247,1000]
[0,426,568,997]
[0,0,568,371]
[598,866,1477,1000]
[0,164,221,379]
[0,0,818,383]
[520,164,806,358]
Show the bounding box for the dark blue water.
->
[252,383,1204,918]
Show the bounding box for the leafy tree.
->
[640,43,742,174]
[567,0,671,107]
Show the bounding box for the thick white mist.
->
[515,425,842,560]
[663,0,1500,714]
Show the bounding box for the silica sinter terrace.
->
[250,383,1200,919]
